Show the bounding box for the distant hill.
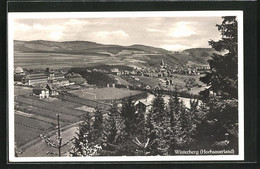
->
[14,40,215,68]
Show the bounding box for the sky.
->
[13,17,223,51]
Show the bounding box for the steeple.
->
[161,59,164,66]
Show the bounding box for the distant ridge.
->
[14,40,215,66]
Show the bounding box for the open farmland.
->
[15,95,87,118]
[15,123,42,147]
[14,51,143,69]
[15,114,54,131]
[171,73,203,85]
[58,93,112,111]
[45,98,82,108]
[14,86,33,96]
[109,74,133,86]
[132,76,161,87]
[14,52,112,69]
[14,95,88,148]
[15,103,80,123]
[69,87,144,100]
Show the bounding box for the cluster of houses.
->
[105,59,210,79]
[135,60,210,77]
[14,67,86,99]
[32,83,58,99]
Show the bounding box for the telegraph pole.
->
[56,114,62,157]
[40,114,74,157]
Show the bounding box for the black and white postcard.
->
[8,11,244,162]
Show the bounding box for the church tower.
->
[161,59,164,66]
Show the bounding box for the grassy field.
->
[16,103,81,123]
[14,86,33,96]
[14,52,142,69]
[132,76,161,87]
[16,96,87,118]
[14,95,88,148]
[14,52,110,69]
[130,75,186,89]
[109,75,133,86]
[15,114,54,131]
[15,123,42,147]
[69,87,144,100]
[171,73,203,85]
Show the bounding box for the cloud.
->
[146,28,163,33]
[167,21,196,38]
[13,17,223,50]
[48,31,64,41]
[33,24,64,31]
[14,23,32,32]
[95,30,129,39]
[65,19,90,26]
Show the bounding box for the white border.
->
[8,11,244,162]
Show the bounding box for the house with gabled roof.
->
[33,84,49,99]
[45,83,59,96]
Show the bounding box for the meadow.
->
[15,123,42,147]
[14,86,33,96]
[14,95,90,148]
[69,87,144,100]
[14,52,142,69]
[15,114,54,131]
[16,95,87,118]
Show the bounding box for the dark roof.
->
[54,73,64,77]
[33,86,48,95]
[46,83,57,91]
[23,74,48,80]
[65,72,82,77]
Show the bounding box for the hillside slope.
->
[14,40,214,67]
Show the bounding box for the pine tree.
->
[70,111,103,156]
[200,16,238,99]
[197,16,239,152]
[121,97,137,138]
[178,101,192,146]
[147,94,169,155]
[150,94,165,124]
[101,102,119,154]
[106,102,118,144]
[167,92,182,153]
[135,106,146,141]
[70,114,92,156]
[168,91,181,127]
[92,107,103,144]
[115,97,148,155]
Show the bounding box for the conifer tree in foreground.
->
[92,108,103,144]
[102,98,147,156]
[198,16,238,151]
[121,97,137,138]
[147,94,169,155]
[200,16,238,100]
[70,110,102,156]
[101,102,121,155]
[167,92,182,153]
